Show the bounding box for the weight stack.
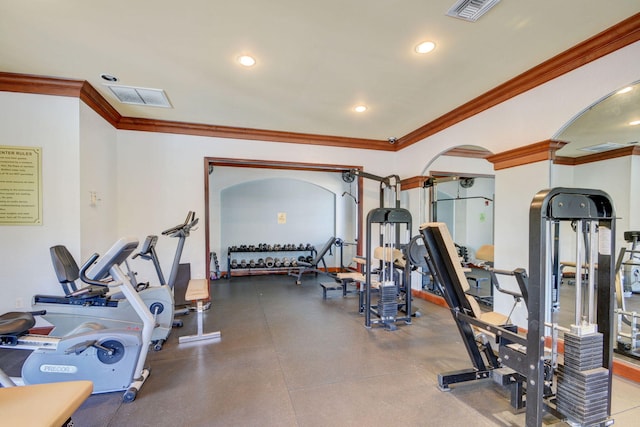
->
[377,281,397,321]
[556,331,610,426]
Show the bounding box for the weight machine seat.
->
[475,244,494,264]
[335,271,381,289]
[335,246,401,291]
[559,261,598,283]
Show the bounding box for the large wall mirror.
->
[420,148,495,306]
[553,80,640,366]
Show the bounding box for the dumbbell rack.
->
[227,244,316,278]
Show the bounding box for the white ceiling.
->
[0,1,638,145]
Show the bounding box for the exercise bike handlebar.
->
[161,211,198,237]
[79,253,108,287]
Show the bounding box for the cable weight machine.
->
[363,207,413,330]
[420,188,615,427]
[342,169,415,329]
[528,188,615,427]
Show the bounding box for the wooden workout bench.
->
[0,380,92,426]
[179,279,221,344]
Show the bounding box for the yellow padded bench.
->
[0,380,92,427]
[178,279,221,344]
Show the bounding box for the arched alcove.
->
[205,159,362,279]
[221,178,336,249]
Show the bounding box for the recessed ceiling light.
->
[100,73,119,82]
[238,55,256,67]
[354,105,367,113]
[630,120,640,126]
[415,41,436,54]
[617,86,633,95]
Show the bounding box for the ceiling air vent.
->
[579,142,625,153]
[106,85,172,108]
[446,0,500,22]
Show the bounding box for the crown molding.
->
[117,116,392,150]
[0,71,389,151]
[0,72,83,97]
[399,176,429,190]
[395,12,640,150]
[487,140,568,170]
[554,145,640,165]
[79,81,121,127]
[442,147,492,158]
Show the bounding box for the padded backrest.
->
[465,294,483,319]
[50,245,80,285]
[373,246,405,267]
[373,246,399,261]
[312,237,336,264]
[428,223,471,293]
[422,223,486,318]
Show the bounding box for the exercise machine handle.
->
[488,268,525,299]
[79,253,108,287]
[162,211,197,237]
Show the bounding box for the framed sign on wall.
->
[0,145,42,225]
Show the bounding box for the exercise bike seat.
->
[0,312,35,336]
[50,245,109,299]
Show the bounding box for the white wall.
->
[220,178,335,268]
[116,130,394,285]
[0,93,81,316]
[79,102,118,260]
[493,161,552,325]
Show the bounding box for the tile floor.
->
[3,274,640,426]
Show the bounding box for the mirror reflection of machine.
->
[614,231,640,359]
[423,175,495,305]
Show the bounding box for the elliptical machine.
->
[0,237,154,402]
[32,212,198,350]
[133,211,199,316]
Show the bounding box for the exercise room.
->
[1,2,640,426]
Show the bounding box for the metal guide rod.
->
[588,221,597,324]
[575,219,583,327]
